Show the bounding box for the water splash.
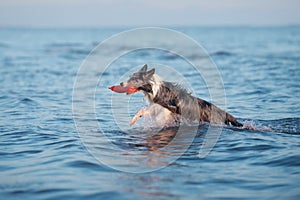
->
[241,118,300,135]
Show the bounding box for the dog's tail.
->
[225,113,243,127]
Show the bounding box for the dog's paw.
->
[129,116,138,126]
[129,108,149,126]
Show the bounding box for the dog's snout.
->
[120,82,124,86]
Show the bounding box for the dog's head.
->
[120,64,155,94]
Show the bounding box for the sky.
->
[0,0,300,27]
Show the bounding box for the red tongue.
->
[108,85,139,94]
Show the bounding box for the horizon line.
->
[1,24,300,29]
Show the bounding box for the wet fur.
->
[121,65,243,127]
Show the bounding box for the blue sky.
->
[1,0,299,27]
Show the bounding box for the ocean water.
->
[0,26,300,199]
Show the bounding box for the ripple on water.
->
[1,27,300,199]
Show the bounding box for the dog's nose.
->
[120,82,124,86]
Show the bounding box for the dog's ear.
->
[140,64,148,72]
[144,68,155,79]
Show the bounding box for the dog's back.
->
[149,81,242,126]
[197,98,242,126]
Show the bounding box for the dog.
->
[121,64,243,127]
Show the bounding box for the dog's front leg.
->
[130,108,150,126]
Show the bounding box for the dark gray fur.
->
[121,64,243,127]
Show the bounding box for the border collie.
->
[120,64,243,127]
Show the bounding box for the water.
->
[1,27,300,199]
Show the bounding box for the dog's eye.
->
[130,76,139,81]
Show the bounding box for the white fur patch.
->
[130,104,179,128]
[149,74,162,98]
